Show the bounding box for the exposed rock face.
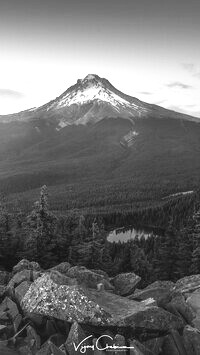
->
[66,266,114,291]
[175,274,200,294]
[21,274,113,326]
[110,272,141,296]
[21,273,184,332]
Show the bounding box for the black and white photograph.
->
[0,0,200,354]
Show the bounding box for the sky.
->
[0,0,200,117]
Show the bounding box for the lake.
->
[107,225,162,243]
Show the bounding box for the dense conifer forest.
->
[0,185,199,288]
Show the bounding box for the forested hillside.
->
[0,186,200,288]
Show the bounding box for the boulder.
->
[166,293,195,325]
[129,340,146,354]
[14,281,32,305]
[48,333,66,347]
[67,266,114,291]
[6,270,32,297]
[65,321,90,355]
[13,259,41,274]
[45,319,57,338]
[50,262,71,275]
[187,288,200,313]
[0,311,9,325]
[48,270,78,287]
[18,345,33,355]
[142,337,164,355]
[0,297,19,321]
[21,274,184,332]
[49,341,66,355]
[145,280,175,290]
[113,334,127,355]
[24,324,41,353]
[186,289,200,330]
[183,325,200,355]
[90,269,109,279]
[110,272,141,296]
[24,312,44,327]
[13,313,22,332]
[129,287,172,308]
[0,344,19,355]
[0,324,7,336]
[175,274,200,294]
[35,341,51,355]
[162,329,187,355]
[6,269,40,299]
[0,285,6,298]
[0,271,10,285]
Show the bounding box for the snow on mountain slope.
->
[43,74,149,127]
[0,74,199,128]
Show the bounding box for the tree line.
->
[0,186,200,289]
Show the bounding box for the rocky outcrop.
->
[2,259,200,354]
[110,272,141,296]
[21,273,184,333]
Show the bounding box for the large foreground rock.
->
[21,274,184,332]
[110,272,141,296]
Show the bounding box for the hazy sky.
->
[1,0,200,116]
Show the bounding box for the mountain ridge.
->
[0,74,199,127]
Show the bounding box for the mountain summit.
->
[0,74,200,210]
[33,73,150,127]
[1,74,199,128]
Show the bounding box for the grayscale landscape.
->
[0,0,200,354]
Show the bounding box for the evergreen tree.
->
[153,223,178,281]
[130,244,152,285]
[176,227,193,278]
[190,204,200,274]
[22,185,58,266]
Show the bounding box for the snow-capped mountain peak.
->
[42,74,149,126]
[1,74,199,127]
